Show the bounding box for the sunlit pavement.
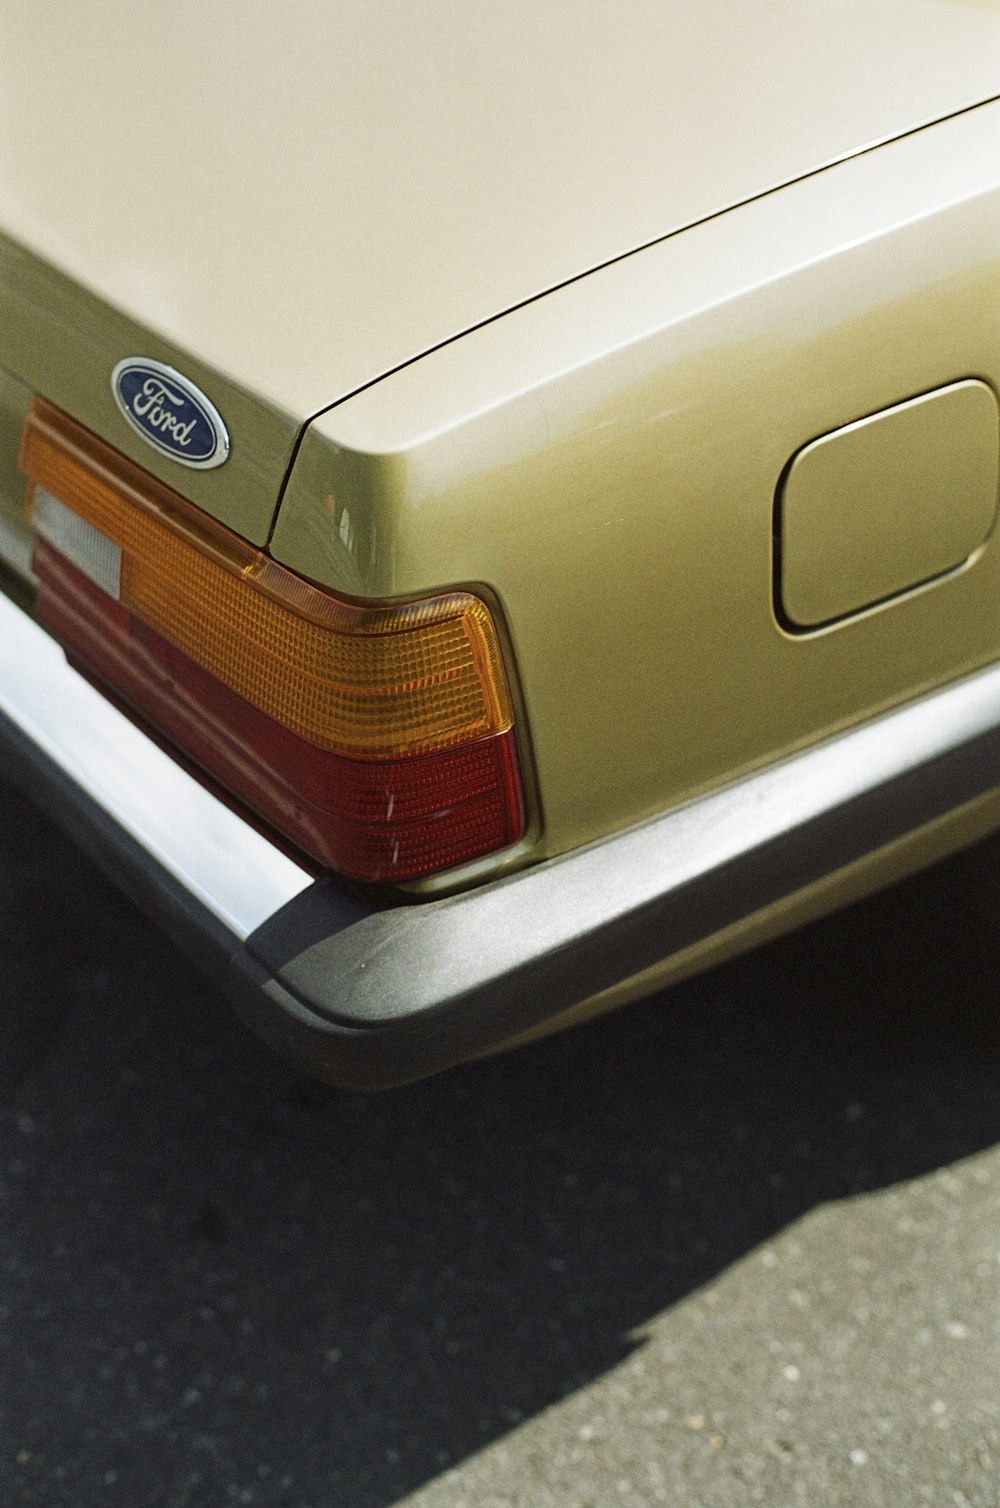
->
[2,777,999,1508]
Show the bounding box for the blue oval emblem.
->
[111,358,230,470]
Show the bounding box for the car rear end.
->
[2,3,1000,1084]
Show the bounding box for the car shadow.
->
[2,778,1000,1507]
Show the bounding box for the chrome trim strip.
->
[0,594,311,938]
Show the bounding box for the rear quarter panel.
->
[271,103,1000,880]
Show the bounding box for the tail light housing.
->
[20,400,526,882]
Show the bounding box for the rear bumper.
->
[4,587,1000,1089]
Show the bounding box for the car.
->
[1,4,999,1087]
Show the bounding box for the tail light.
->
[20,400,526,882]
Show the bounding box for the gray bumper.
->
[3,588,1000,1088]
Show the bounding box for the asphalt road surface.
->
[2,776,1000,1508]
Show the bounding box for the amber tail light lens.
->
[20,400,526,882]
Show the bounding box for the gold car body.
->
[1,3,999,1079]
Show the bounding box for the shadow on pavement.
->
[2,778,1000,1507]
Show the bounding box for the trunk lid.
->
[1,0,998,541]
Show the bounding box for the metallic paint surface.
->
[0,2,998,420]
[274,102,1000,874]
[779,380,1000,628]
[0,245,297,544]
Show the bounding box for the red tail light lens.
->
[21,400,526,882]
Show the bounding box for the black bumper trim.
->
[237,661,1000,1086]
